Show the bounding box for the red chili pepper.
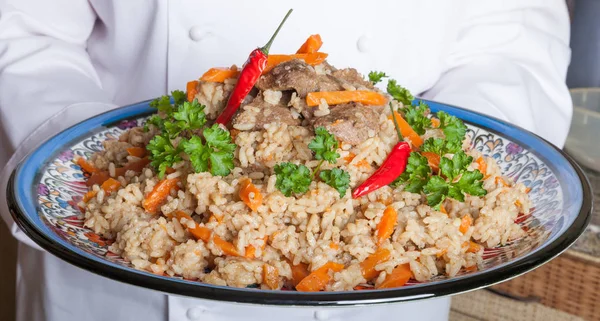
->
[215,9,293,125]
[352,104,411,198]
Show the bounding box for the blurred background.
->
[0,1,598,320]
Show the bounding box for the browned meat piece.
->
[312,103,380,145]
[256,59,345,97]
[256,59,318,97]
[232,95,300,131]
[331,68,374,90]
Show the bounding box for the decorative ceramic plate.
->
[7,99,592,306]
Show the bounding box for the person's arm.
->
[0,0,117,248]
[423,0,572,147]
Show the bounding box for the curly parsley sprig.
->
[146,93,236,178]
[275,127,350,197]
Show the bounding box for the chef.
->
[0,1,572,321]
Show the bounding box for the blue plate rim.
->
[7,98,592,306]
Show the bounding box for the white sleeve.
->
[422,0,572,147]
[0,0,118,248]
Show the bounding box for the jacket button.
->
[189,26,213,42]
[357,35,371,53]
[314,310,329,320]
[186,306,206,320]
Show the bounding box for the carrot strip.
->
[376,264,412,289]
[126,147,146,158]
[431,118,440,128]
[295,261,344,292]
[329,242,340,250]
[376,206,398,246]
[171,211,211,242]
[77,158,99,174]
[87,157,151,187]
[495,177,509,187]
[296,34,323,54]
[263,52,328,73]
[142,178,180,214]
[459,214,472,234]
[306,90,387,107]
[82,190,97,203]
[525,187,531,194]
[186,80,199,102]
[101,178,121,195]
[389,111,423,147]
[439,203,448,215]
[465,265,478,272]
[213,235,240,256]
[467,241,481,253]
[200,67,239,83]
[476,157,488,178]
[262,264,280,290]
[288,260,310,287]
[344,152,356,164]
[360,248,391,280]
[245,245,256,259]
[239,178,263,212]
[421,151,440,172]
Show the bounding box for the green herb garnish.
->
[386,79,414,106]
[368,71,388,85]
[274,163,312,197]
[400,101,432,135]
[147,135,183,178]
[319,168,351,197]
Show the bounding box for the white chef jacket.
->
[0,1,572,321]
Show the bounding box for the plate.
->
[7,99,592,306]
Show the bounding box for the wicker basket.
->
[491,251,600,321]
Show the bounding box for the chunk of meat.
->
[232,95,300,131]
[312,103,380,145]
[256,59,318,97]
[331,68,374,90]
[257,59,344,97]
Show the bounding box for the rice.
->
[78,72,531,292]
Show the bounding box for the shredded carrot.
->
[171,211,211,241]
[466,241,481,253]
[208,214,223,223]
[476,157,488,178]
[525,187,531,194]
[356,159,371,169]
[263,52,328,73]
[186,80,199,102]
[436,248,448,258]
[199,67,240,83]
[329,242,339,250]
[376,264,412,289]
[376,206,398,246]
[76,158,99,174]
[388,111,423,147]
[82,190,97,203]
[262,264,280,290]
[459,214,472,234]
[431,118,440,128]
[288,260,310,287]
[465,265,478,272]
[515,200,522,208]
[213,235,240,256]
[126,147,146,158]
[295,261,344,292]
[101,178,121,195]
[344,152,356,164]
[421,151,440,172]
[439,203,448,215]
[87,157,151,187]
[245,245,256,259]
[239,178,263,212]
[142,178,180,214]
[353,285,372,290]
[296,34,323,54]
[306,90,387,107]
[360,248,391,280]
[495,177,509,187]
